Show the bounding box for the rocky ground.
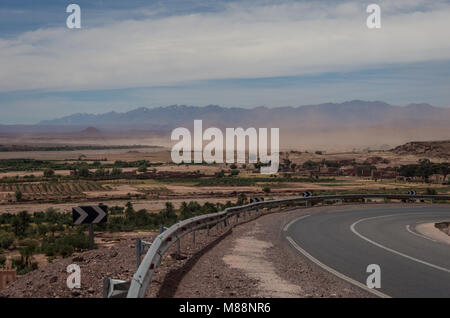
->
[0,233,155,298]
[391,140,450,159]
[436,222,450,236]
[0,212,260,298]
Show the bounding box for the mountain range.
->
[1,100,449,150]
[38,100,450,132]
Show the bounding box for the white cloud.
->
[0,0,449,92]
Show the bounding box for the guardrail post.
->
[136,238,142,268]
[135,238,152,269]
[176,239,181,257]
[160,226,168,234]
[103,277,130,298]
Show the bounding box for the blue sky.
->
[0,0,449,124]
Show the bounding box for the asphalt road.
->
[284,206,450,298]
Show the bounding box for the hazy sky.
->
[1,0,450,124]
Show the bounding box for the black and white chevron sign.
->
[73,205,108,225]
[302,191,313,197]
[407,190,417,195]
[250,197,264,204]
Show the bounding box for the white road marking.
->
[351,215,450,274]
[405,224,437,242]
[283,214,310,232]
[285,236,390,298]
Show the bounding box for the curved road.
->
[284,206,450,297]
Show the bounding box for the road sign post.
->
[89,224,94,250]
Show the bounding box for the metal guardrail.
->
[103,193,450,298]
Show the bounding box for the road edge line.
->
[283,214,310,232]
[406,224,437,242]
[285,236,390,298]
[351,215,450,274]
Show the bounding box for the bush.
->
[12,211,31,237]
[11,240,39,274]
[11,257,25,271]
[60,245,74,258]
[138,165,147,173]
[44,244,56,257]
[37,224,48,236]
[215,170,225,178]
[19,240,38,263]
[111,168,123,177]
[0,231,14,249]
[15,189,22,201]
[94,168,108,177]
[78,167,90,177]
[237,193,248,205]
[110,206,124,215]
[41,232,90,257]
[43,168,55,178]
[0,255,6,268]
